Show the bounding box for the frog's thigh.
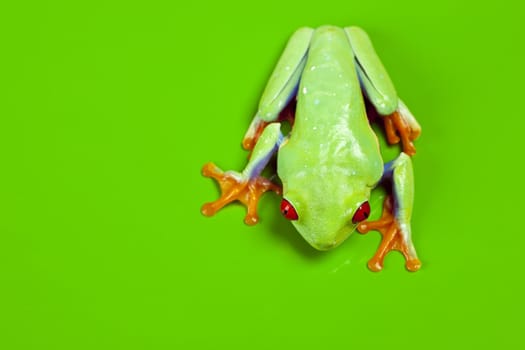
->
[243,28,313,147]
[384,153,417,256]
[257,27,313,122]
[344,26,398,115]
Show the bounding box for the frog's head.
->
[280,183,372,251]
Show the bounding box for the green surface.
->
[1,1,524,348]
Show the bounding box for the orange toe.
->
[383,111,418,156]
[358,195,421,272]
[202,162,281,224]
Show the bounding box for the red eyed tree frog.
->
[201,26,422,272]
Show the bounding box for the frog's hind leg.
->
[345,27,421,156]
[242,27,313,151]
[202,123,283,225]
[204,28,311,224]
[381,100,421,156]
[357,153,421,271]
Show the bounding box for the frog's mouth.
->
[310,240,341,251]
[296,223,357,251]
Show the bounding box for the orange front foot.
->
[201,162,282,225]
[357,195,421,272]
[383,111,420,156]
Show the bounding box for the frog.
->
[201,26,422,272]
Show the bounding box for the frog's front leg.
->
[203,28,313,224]
[345,27,421,155]
[357,153,421,271]
[202,123,283,225]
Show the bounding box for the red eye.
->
[352,201,370,223]
[280,199,298,220]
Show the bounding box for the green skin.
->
[215,26,420,259]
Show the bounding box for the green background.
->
[1,0,524,348]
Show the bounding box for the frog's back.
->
[278,26,383,187]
